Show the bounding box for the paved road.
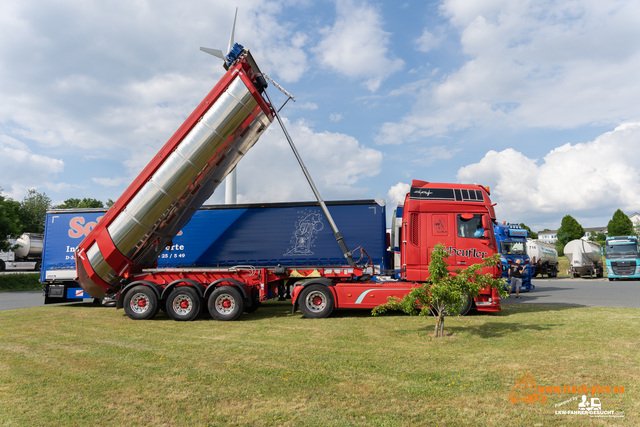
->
[0,291,50,311]
[1,277,639,311]
[507,277,640,308]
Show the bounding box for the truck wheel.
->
[0,260,5,271]
[458,295,474,316]
[208,286,244,321]
[124,285,159,320]
[35,262,41,271]
[298,285,334,319]
[166,287,201,321]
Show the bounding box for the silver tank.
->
[14,233,44,259]
[84,72,272,288]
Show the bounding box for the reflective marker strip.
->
[354,289,412,304]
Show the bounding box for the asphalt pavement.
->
[1,277,639,311]
[507,277,640,308]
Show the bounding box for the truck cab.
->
[401,181,500,281]
[493,223,534,291]
[604,235,640,280]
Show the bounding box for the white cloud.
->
[387,182,411,206]
[314,0,404,92]
[296,102,319,110]
[0,136,65,199]
[329,113,343,122]
[228,117,383,203]
[415,28,444,52]
[377,0,640,144]
[456,122,640,227]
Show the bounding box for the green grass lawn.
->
[0,301,636,426]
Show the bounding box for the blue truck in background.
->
[493,223,534,291]
[603,235,640,281]
[42,200,387,304]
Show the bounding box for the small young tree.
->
[372,243,507,337]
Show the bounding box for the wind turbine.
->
[200,8,239,204]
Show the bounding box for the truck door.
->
[426,213,455,268]
[453,213,491,268]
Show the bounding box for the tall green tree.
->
[557,215,584,245]
[0,189,23,251]
[20,189,51,233]
[519,223,538,239]
[607,209,634,236]
[55,198,104,209]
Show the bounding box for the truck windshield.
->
[605,243,639,258]
[501,242,525,255]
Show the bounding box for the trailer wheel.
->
[35,261,41,271]
[208,286,244,321]
[299,285,334,319]
[166,287,201,322]
[0,260,5,271]
[124,285,159,320]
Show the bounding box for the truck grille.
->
[611,260,636,275]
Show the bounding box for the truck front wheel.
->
[124,285,159,320]
[166,287,201,321]
[298,285,335,319]
[208,286,244,321]
[458,295,474,316]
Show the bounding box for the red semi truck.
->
[74,43,502,321]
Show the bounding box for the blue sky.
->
[2,0,640,232]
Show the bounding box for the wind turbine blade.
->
[200,47,224,59]
[228,7,238,53]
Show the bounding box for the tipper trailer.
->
[43,201,386,304]
[70,40,502,321]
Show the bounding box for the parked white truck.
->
[564,239,603,278]
[0,233,43,271]
[526,238,559,278]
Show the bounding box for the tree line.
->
[0,188,113,251]
[550,209,635,255]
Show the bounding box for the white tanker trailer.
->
[564,239,603,278]
[526,239,559,278]
[0,233,43,271]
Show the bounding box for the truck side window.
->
[457,214,486,239]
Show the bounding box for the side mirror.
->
[484,230,490,239]
[482,214,491,230]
